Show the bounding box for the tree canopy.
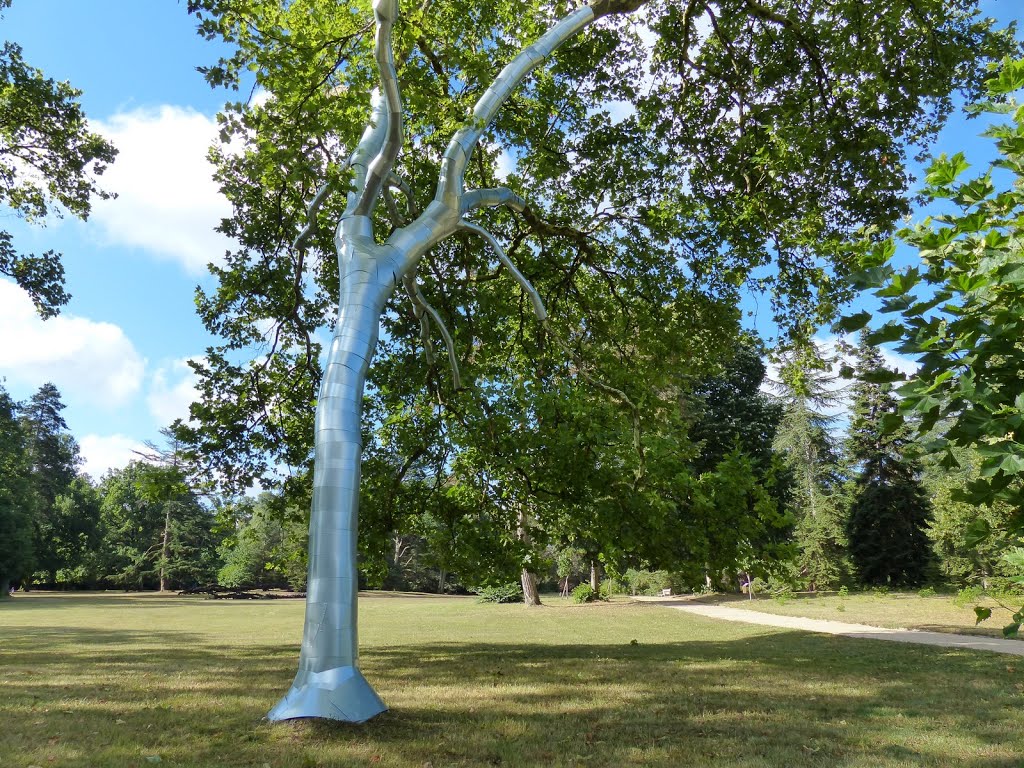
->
[0,0,117,316]
[179,0,1018,588]
[842,59,1024,523]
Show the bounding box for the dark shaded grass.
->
[1,594,1022,767]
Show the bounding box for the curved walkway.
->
[667,602,1024,656]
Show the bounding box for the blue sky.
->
[1,0,1022,480]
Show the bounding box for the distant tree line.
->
[3,342,1017,601]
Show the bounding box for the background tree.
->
[771,347,848,589]
[844,334,932,586]
[218,493,307,590]
[925,447,1020,590]
[95,462,168,589]
[0,0,116,317]
[49,475,101,586]
[0,383,34,595]
[18,383,86,584]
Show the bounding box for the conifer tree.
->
[845,334,932,586]
[18,383,86,583]
[772,347,848,589]
[0,384,34,595]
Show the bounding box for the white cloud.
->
[147,357,201,427]
[78,433,149,481]
[91,106,233,274]
[0,280,145,408]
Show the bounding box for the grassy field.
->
[1,592,1023,768]
[696,590,1024,639]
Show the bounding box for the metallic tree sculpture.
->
[267,0,646,723]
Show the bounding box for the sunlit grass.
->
[2,592,1023,767]
[700,590,1024,639]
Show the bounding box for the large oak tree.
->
[181,0,1016,719]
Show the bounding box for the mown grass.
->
[1,591,1023,767]
[697,590,1024,639]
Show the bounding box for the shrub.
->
[571,583,598,603]
[918,586,937,598]
[599,578,627,598]
[475,583,523,603]
[953,585,984,607]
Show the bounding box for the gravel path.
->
[668,602,1024,656]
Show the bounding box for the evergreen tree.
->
[689,344,784,475]
[771,347,849,590]
[18,383,85,583]
[845,335,932,586]
[96,459,221,591]
[0,383,34,594]
[96,462,167,589]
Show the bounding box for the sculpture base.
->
[268,665,387,723]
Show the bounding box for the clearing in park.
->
[1,591,1022,767]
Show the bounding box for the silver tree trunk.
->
[266,1,633,723]
[268,217,396,722]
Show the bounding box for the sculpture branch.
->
[402,273,436,364]
[354,0,404,217]
[436,2,646,207]
[382,186,407,227]
[462,187,527,215]
[458,219,546,321]
[343,90,389,218]
[388,172,419,216]
[407,276,462,389]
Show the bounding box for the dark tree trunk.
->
[521,569,541,606]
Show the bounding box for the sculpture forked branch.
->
[270,0,650,724]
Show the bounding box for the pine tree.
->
[845,334,932,586]
[0,384,34,594]
[18,383,85,583]
[771,347,849,590]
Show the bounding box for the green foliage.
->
[474,583,523,604]
[94,460,221,591]
[599,578,627,597]
[571,583,599,603]
[771,347,849,590]
[845,336,933,587]
[925,447,1020,589]
[847,480,933,587]
[18,383,95,584]
[179,0,1015,586]
[0,6,117,316]
[217,494,307,590]
[0,383,34,592]
[842,58,1024,515]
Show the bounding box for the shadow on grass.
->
[0,592,190,611]
[2,619,1022,767]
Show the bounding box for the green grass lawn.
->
[696,590,1024,639]
[1,592,1023,767]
